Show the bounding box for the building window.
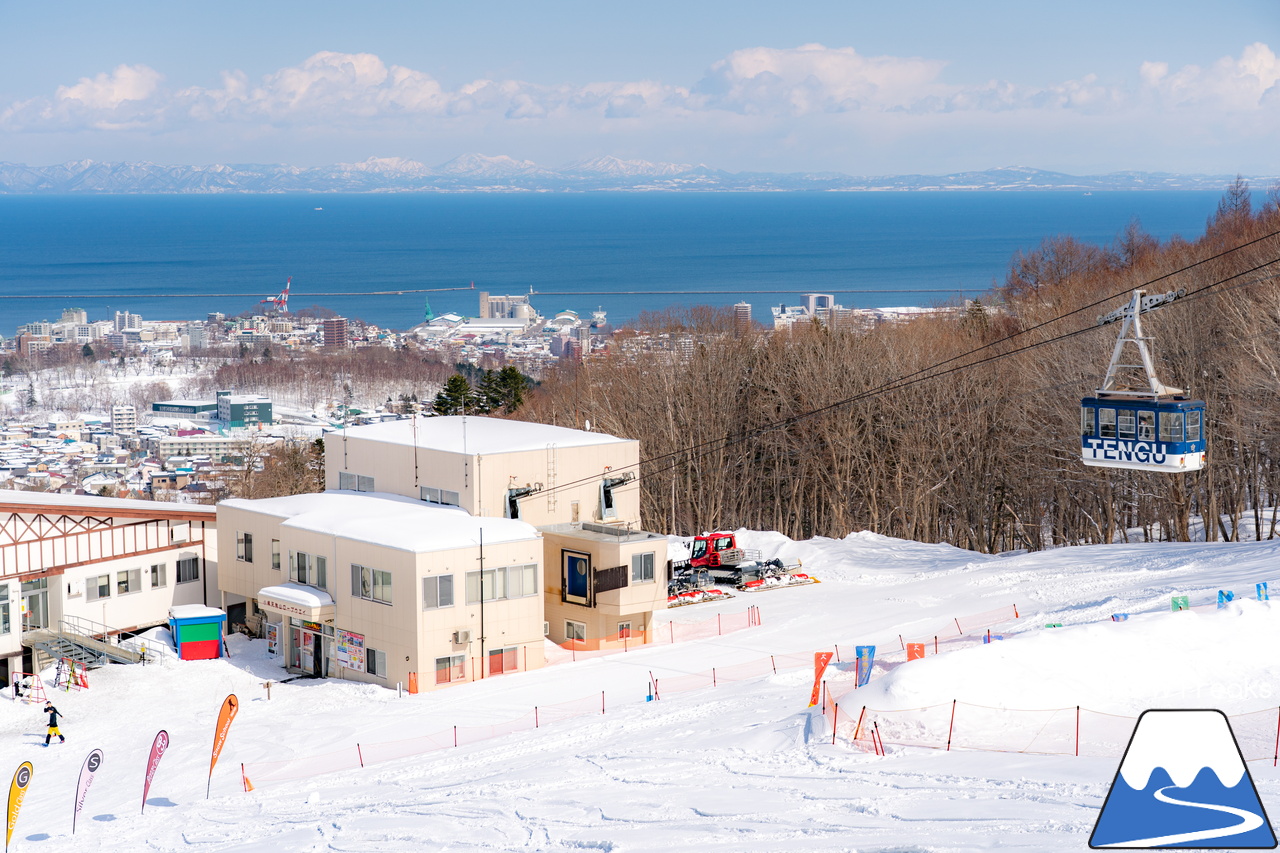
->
[315,556,327,590]
[631,552,655,584]
[352,565,392,604]
[87,574,111,602]
[465,565,538,603]
[420,486,460,506]
[565,620,586,642]
[422,575,454,610]
[0,586,8,635]
[488,646,518,675]
[435,654,465,684]
[177,557,200,584]
[116,569,141,596]
[150,563,167,588]
[236,531,254,562]
[366,648,387,678]
[340,472,375,492]
[618,621,632,639]
[271,539,281,571]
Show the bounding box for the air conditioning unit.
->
[543,621,550,636]
[452,630,471,644]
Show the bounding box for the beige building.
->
[217,492,544,690]
[217,416,669,690]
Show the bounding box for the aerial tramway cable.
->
[519,231,1280,504]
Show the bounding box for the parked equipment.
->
[678,532,816,592]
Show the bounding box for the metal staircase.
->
[25,616,149,670]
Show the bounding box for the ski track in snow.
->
[5,530,1280,851]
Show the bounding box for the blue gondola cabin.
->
[1080,396,1206,473]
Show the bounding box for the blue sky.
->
[0,1,1275,174]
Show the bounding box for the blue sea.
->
[0,192,1233,332]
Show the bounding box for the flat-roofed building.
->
[217,491,545,689]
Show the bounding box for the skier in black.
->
[44,702,65,746]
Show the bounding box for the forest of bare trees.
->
[520,181,1280,552]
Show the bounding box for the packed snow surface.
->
[5,529,1280,851]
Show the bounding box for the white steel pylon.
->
[1095,289,1185,400]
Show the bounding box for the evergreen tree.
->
[1,359,12,378]
[476,370,504,414]
[25,382,36,407]
[432,374,474,416]
[495,365,531,413]
[81,343,95,360]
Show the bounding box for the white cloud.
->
[1,43,1274,168]
[1141,42,1279,109]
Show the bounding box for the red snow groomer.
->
[685,532,815,591]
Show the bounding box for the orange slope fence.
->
[240,602,1018,789]
[822,696,1280,764]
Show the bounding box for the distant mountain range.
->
[0,155,1266,194]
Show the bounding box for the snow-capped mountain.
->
[433,153,550,178]
[0,158,1264,194]
[562,156,698,177]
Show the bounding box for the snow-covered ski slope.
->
[4,529,1280,852]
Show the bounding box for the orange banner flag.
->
[207,694,239,798]
[808,652,834,707]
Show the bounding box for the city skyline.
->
[0,1,1275,176]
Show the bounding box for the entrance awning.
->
[257,583,336,622]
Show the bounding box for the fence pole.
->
[717,614,722,635]
[535,706,539,728]
[834,645,841,663]
[821,681,826,714]
[1014,604,1019,619]
[832,702,838,745]
[670,622,675,643]
[1274,706,1279,767]
[357,744,364,768]
[873,722,883,756]
[946,699,957,751]
[601,690,605,714]
[934,636,939,655]
[712,668,717,687]
[241,763,247,793]
[853,706,866,741]
[454,726,457,747]
[955,618,963,635]
[1076,705,1081,757]
[771,655,776,674]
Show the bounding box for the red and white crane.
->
[260,277,291,313]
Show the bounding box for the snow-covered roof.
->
[169,604,225,620]
[333,415,631,455]
[220,490,540,553]
[0,487,216,516]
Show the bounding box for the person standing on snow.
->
[44,702,66,746]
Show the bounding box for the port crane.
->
[260,278,291,314]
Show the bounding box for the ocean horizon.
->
[0,191,1237,332]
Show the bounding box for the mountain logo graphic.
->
[1090,709,1277,848]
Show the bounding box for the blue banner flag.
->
[854,645,876,687]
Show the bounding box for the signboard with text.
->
[336,629,365,671]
